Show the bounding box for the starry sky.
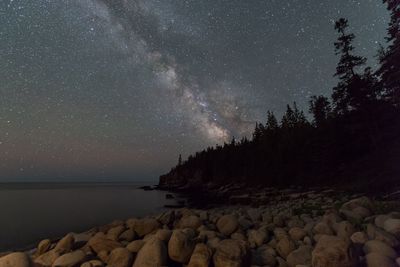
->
[0,0,389,181]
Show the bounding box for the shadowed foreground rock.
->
[1,192,400,267]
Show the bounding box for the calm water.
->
[0,182,176,251]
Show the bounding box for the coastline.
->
[2,187,400,267]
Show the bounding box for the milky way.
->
[0,0,389,181]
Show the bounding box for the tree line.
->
[160,1,400,191]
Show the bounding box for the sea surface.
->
[0,182,177,251]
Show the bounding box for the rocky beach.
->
[1,188,400,267]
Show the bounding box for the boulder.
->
[108,248,133,267]
[276,237,296,259]
[168,229,196,263]
[312,235,356,267]
[156,210,175,226]
[126,240,145,253]
[274,228,288,241]
[129,218,161,237]
[52,250,86,267]
[216,215,239,236]
[155,229,172,242]
[313,222,333,235]
[383,219,400,238]
[213,239,250,267]
[107,226,125,241]
[132,237,167,267]
[80,260,104,267]
[34,249,61,266]
[177,215,202,229]
[36,239,52,256]
[248,229,268,248]
[0,252,31,267]
[363,240,397,259]
[187,243,212,267]
[367,223,400,247]
[54,233,74,253]
[365,252,397,267]
[288,227,307,241]
[336,221,355,240]
[87,233,122,254]
[119,229,136,242]
[286,245,312,267]
[375,214,390,228]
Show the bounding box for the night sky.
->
[0,0,389,181]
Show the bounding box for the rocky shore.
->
[1,190,400,267]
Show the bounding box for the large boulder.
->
[108,248,133,267]
[128,218,161,237]
[336,221,355,240]
[248,228,268,248]
[286,245,312,267]
[216,215,239,236]
[187,243,213,267]
[107,225,125,241]
[0,252,31,267]
[213,239,250,267]
[35,239,52,257]
[312,235,356,267]
[133,237,167,267]
[383,219,400,238]
[54,233,74,253]
[276,237,296,259]
[126,240,145,253]
[34,249,61,266]
[52,250,86,267]
[168,229,196,263]
[177,215,202,229]
[87,233,122,254]
[340,197,373,222]
[363,240,398,259]
[288,227,307,241]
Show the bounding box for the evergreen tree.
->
[309,95,331,127]
[378,0,400,104]
[332,18,367,113]
[178,154,182,166]
[281,104,295,129]
[266,111,279,130]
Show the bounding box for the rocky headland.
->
[1,188,400,267]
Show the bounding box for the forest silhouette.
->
[160,1,400,192]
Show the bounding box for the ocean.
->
[0,182,176,251]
